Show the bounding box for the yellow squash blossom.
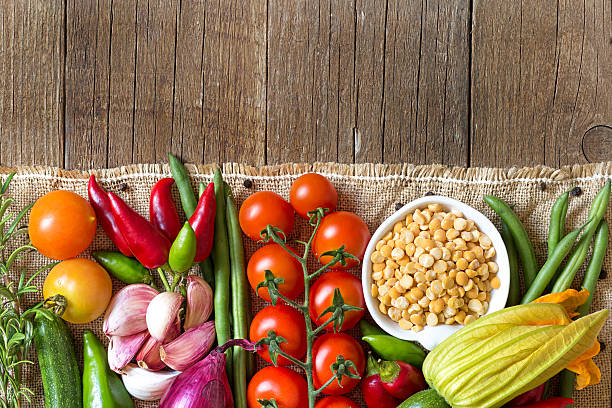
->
[533,288,601,389]
[423,290,608,408]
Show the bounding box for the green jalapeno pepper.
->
[83,330,133,408]
[362,334,426,369]
[360,319,385,337]
[168,221,197,273]
[92,251,154,285]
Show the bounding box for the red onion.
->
[160,339,259,408]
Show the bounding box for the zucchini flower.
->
[422,289,608,408]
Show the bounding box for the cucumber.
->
[399,389,450,408]
[33,313,82,408]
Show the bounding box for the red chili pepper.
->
[150,178,182,242]
[188,182,216,262]
[507,383,545,406]
[108,192,171,269]
[509,397,574,408]
[87,175,132,257]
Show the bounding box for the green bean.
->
[552,181,610,293]
[548,190,570,258]
[200,257,215,291]
[169,153,197,217]
[558,220,608,400]
[226,185,251,408]
[577,220,609,316]
[521,225,585,304]
[484,196,538,289]
[198,182,206,198]
[500,220,521,306]
[211,168,232,375]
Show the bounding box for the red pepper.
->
[188,182,216,262]
[108,192,171,269]
[361,354,400,408]
[379,360,426,400]
[87,175,132,256]
[510,397,574,408]
[150,178,182,242]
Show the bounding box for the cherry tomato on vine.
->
[309,270,365,331]
[29,190,97,260]
[289,173,338,219]
[247,244,304,302]
[250,304,307,365]
[315,396,359,408]
[312,211,370,269]
[239,191,295,241]
[247,366,308,408]
[312,333,365,395]
[43,258,112,324]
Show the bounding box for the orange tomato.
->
[29,190,97,260]
[43,258,112,324]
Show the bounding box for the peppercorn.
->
[395,202,403,211]
[570,186,582,196]
[599,269,607,280]
[425,191,435,196]
[539,182,546,191]
[243,179,253,188]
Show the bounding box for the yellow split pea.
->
[370,203,499,332]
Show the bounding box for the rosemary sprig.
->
[254,208,363,408]
[0,173,53,408]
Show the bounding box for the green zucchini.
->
[399,389,450,408]
[33,313,82,408]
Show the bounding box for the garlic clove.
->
[160,320,216,371]
[184,275,213,330]
[146,291,184,341]
[104,284,158,336]
[108,331,150,374]
[121,363,181,401]
[136,336,165,371]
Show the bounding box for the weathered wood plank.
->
[383,0,469,166]
[266,0,356,164]
[471,0,611,167]
[107,0,137,168]
[133,0,179,163]
[172,0,205,164]
[206,0,267,165]
[0,0,64,167]
[65,0,112,169]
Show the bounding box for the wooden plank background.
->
[0,0,610,169]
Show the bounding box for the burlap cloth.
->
[1,162,610,408]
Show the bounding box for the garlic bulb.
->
[160,321,216,371]
[104,284,158,336]
[146,291,183,341]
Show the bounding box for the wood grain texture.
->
[1,0,611,169]
[471,0,612,167]
[0,0,64,167]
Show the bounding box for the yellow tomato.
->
[43,258,112,324]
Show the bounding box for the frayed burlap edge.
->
[1,161,611,182]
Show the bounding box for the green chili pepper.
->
[362,334,426,369]
[83,330,133,408]
[168,222,197,273]
[92,250,154,285]
[359,319,385,336]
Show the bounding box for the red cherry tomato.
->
[309,270,365,331]
[29,190,97,260]
[247,366,308,408]
[312,333,365,395]
[249,305,307,366]
[239,191,295,241]
[315,396,359,408]
[313,211,370,269]
[247,244,304,302]
[289,173,338,219]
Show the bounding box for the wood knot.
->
[582,125,612,162]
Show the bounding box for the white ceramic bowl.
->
[362,196,510,350]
